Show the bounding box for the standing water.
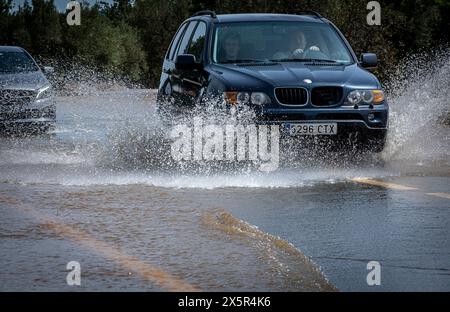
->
[0,49,449,291]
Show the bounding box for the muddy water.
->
[0,90,340,291]
[1,182,337,291]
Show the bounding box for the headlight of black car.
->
[346,90,385,105]
[223,91,271,105]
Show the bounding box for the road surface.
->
[1,90,449,291]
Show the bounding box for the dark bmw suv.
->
[157,11,388,151]
[0,46,56,133]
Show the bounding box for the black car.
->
[157,11,388,151]
[0,46,56,133]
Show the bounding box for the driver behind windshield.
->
[273,29,321,60]
[219,32,241,63]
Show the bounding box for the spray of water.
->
[382,47,450,167]
[42,57,144,96]
[84,46,450,185]
[1,49,449,187]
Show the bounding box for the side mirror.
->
[43,66,54,74]
[360,53,378,68]
[175,54,202,71]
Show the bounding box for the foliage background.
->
[0,0,449,88]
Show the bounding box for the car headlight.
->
[347,90,384,105]
[347,90,362,105]
[223,91,270,105]
[36,85,52,100]
[250,92,271,105]
[223,91,249,105]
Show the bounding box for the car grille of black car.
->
[0,89,37,106]
[311,87,343,106]
[275,88,308,105]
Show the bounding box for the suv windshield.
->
[0,51,39,73]
[212,21,353,64]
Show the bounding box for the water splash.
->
[41,57,144,96]
[382,47,450,167]
[201,208,337,291]
[1,48,449,187]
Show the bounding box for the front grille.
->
[0,89,36,106]
[311,87,343,106]
[275,88,307,105]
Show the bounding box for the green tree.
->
[0,0,13,43]
[27,0,62,55]
[62,3,147,81]
[130,0,192,85]
[1,0,448,87]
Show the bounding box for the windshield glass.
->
[212,21,354,64]
[0,51,39,73]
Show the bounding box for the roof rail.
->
[192,10,217,18]
[297,11,323,18]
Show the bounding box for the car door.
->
[161,22,188,88]
[159,21,189,116]
[171,21,198,107]
[181,21,208,104]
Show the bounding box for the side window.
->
[187,22,207,62]
[168,22,189,61]
[175,21,198,58]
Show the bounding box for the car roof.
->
[0,46,26,53]
[214,13,325,23]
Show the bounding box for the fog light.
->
[368,112,375,121]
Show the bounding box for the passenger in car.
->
[219,32,241,62]
[273,29,321,60]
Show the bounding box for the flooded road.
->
[0,88,449,291]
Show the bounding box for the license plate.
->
[284,123,338,135]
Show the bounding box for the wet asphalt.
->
[0,90,449,291]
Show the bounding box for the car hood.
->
[0,71,49,90]
[211,63,380,90]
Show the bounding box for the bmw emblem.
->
[303,79,312,84]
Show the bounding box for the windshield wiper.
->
[221,59,277,64]
[270,58,343,64]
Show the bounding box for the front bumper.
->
[0,97,56,124]
[252,104,388,145]
[256,104,388,130]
